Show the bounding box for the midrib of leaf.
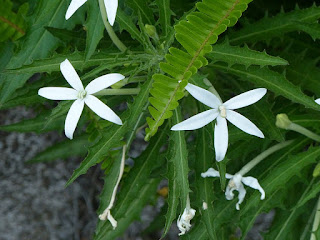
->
[132,0,152,24]
[147,0,240,137]
[0,16,25,35]
[211,49,285,65]
[27,2,65,59]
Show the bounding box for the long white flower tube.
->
[171,83,266,161]
[38,59,124,139]
[65,0,118,26]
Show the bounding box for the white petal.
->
[60,59,84,91]
[171,109,218,131]
[316,98,320,105]
[185,83,221,109]
[226,110,264,138]
[235,183,246,210]
[214,116,228,161]
[242,176,265,200]
[65,99,85,139]
[107,213,118,229]
[65,0,87,20]
[224,88,267,110]
[85,95,122,125]
[85,73,125,94]
[104,0,118,26]
[38,87,77,100]
[201,168,233,179]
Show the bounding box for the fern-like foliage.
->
[0,0,28,42]
[145,0,253,140]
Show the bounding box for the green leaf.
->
[85,0,105,61]
[0,111,64,133]
[0,1,80,105]
[208,41,288,67]
[126,0,155,25]
[6,51,147,74]
[28,135,88,163]
[195,125,217,239]
[145,0,254,140]
[170,107,190,207]
[229,4,320,44]
[155,0,172,37]
[94,128,167,239]
[117,8,145,45]
[66,76,154,185]
[0,0,27,42]
[0,41,13,71]
[212,63,320,111]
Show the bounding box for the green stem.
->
[289,123,320,142]
[238,140,294,176]
[94,88,140,96]
[311,195,320,240]
[98,0,127,52]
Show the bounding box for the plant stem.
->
[98,0,127,52]
[289,122,320,142]
[95,88,140,96]
[239,140,294,176]
[311,195,320,240]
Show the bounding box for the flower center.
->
[77,90,87,100]
[219,105,227,118]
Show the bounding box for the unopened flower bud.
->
[276,113,292,130]
[145,24,157,38]
[313,162,320,177]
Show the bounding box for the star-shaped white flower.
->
[38,59,124,139]
[66,0,118,26]
[201,168,265,210]
[171,83,266,161]
[177,207,196,236]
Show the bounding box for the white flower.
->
[171,83,266,161]
[177,207,196,236]
[316,98,320,105]
[65,0,118,26]
[38,59,124,139]
[201,168,265,210]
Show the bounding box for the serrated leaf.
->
[229,4,320,44]
[156,0,172,37]
[0,1,81,105]
[28,135,88,163]
[85,0,105,61]
[208,41,288,67]
[126,0,155,25]
[195,125,217,239]
[212,63,320,111]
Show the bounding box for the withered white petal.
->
[242,176,265,200]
